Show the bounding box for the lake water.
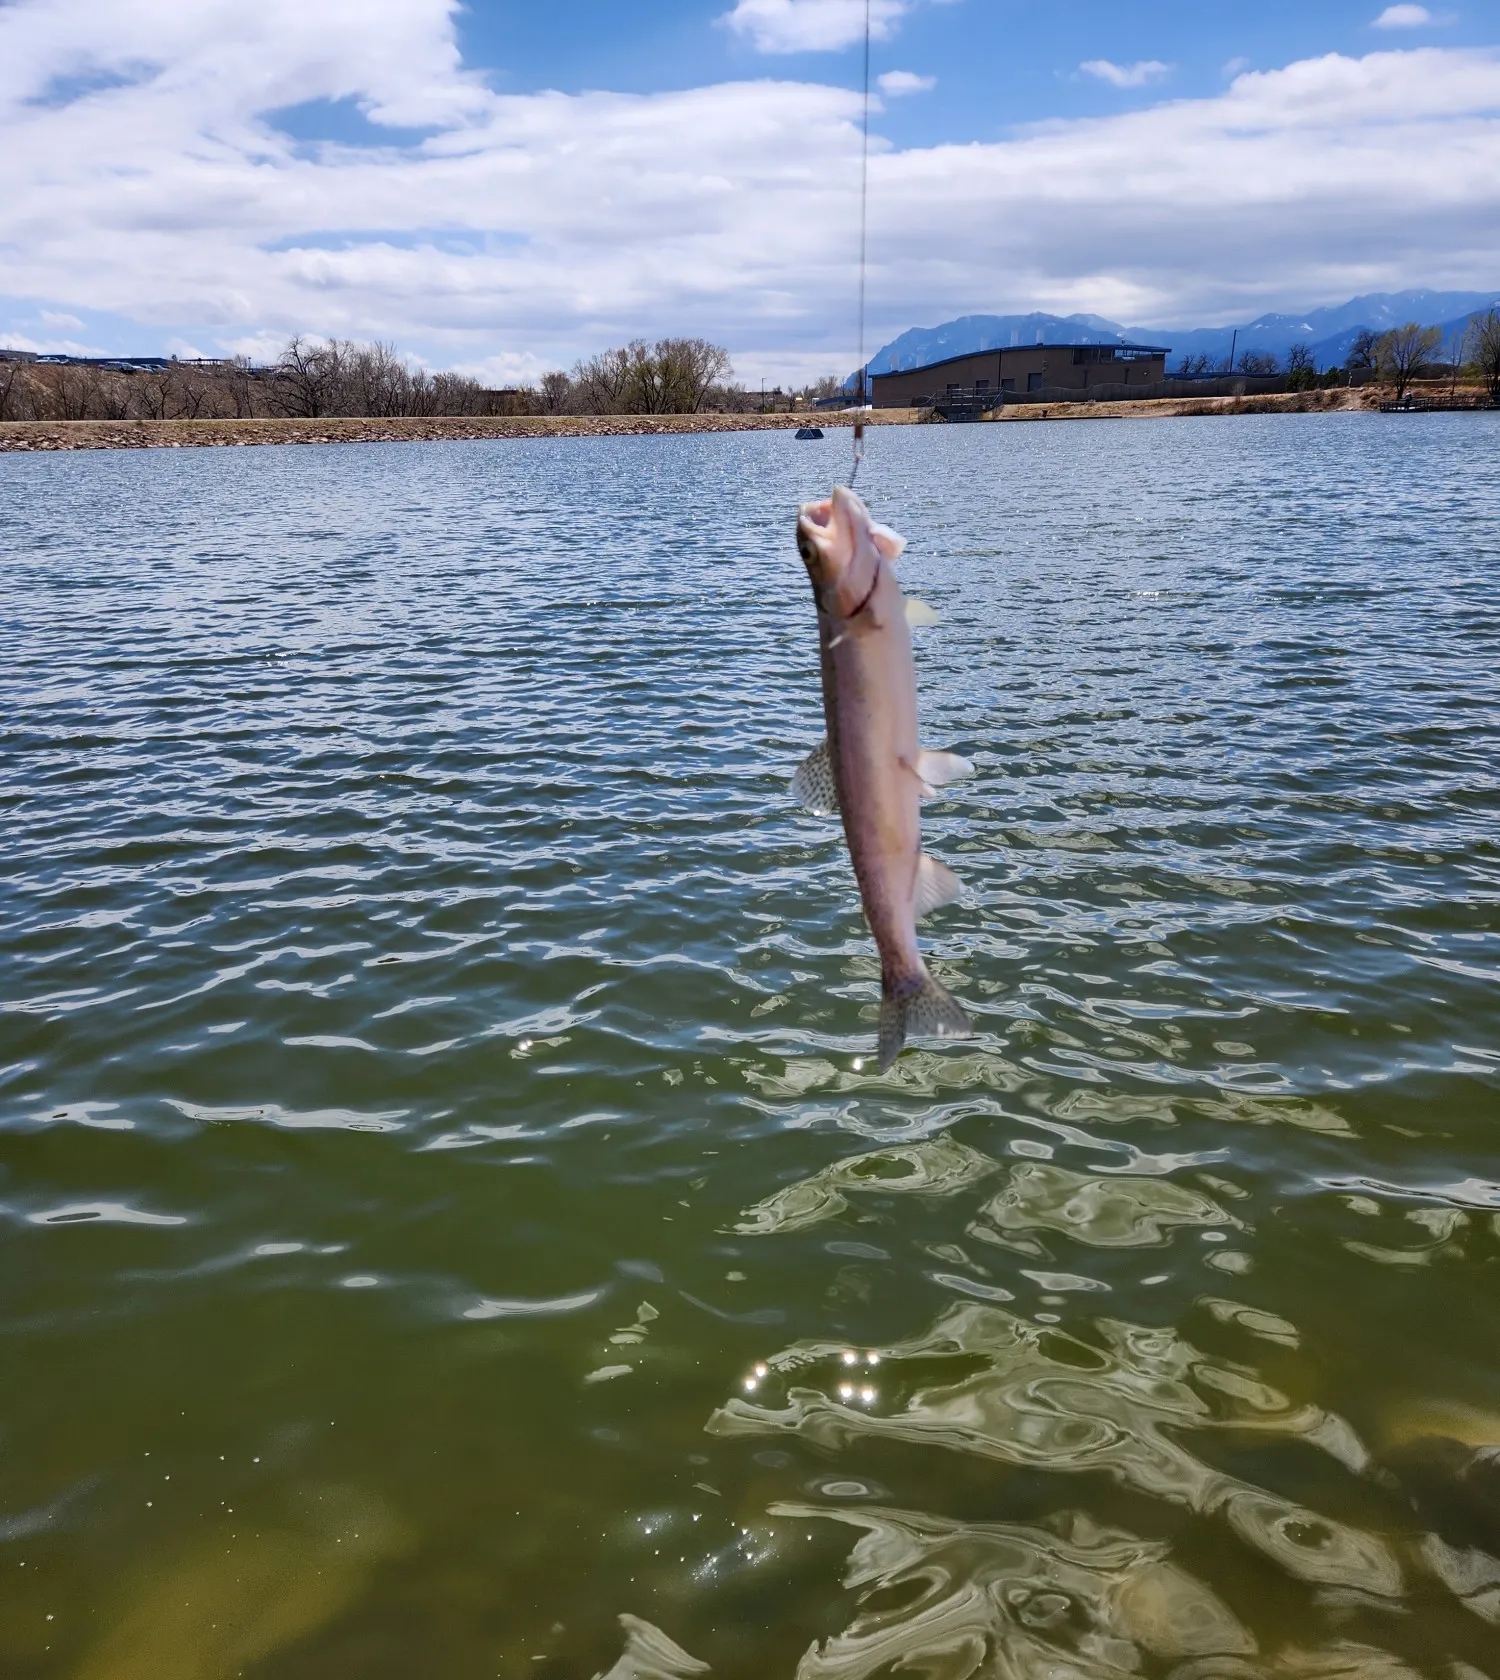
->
[2,415,1499,1679]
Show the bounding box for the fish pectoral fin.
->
[904,596,941,628]
[871,522,907,566]
[915,852,963,919]
[896,755,936,797]
[791,738,840,815]
[916,749,974,792]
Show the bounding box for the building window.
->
[1000,378,1015,392]
[1027,372,1044,392]
[946,383,961,396]
[974,378,989,392]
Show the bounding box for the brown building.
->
[870,342,1170,407]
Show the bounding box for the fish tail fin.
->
[877,965,971,1071]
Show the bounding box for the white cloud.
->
[877,69,935,95]
[2,5,1500,377]
[1372,5,1437,27]
[721,0,906,54]
[0,328,104,357]
[1080,59,1173,88]
[1222,56,1252,79]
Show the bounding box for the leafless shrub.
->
[569,338,733,414]
[1237,350,1280,376]
[1,331,725,423]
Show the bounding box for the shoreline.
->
[0,387,1486,452]
[984,387,1388,422]
[0,411,912,454]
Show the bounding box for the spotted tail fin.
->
[877,965,971,1071]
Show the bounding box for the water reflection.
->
[593,1614,709,1680]
[971,1161,1232,1254]
[708,1301,1397,1594]
[773,1501,1253,1677]
[732,1135,1000,1235]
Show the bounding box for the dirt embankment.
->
[981,387,1379,423]
[4,385,1490,452]
[0,411,912,453]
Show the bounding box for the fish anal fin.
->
[916,749,974,792]
[791,739,840,816]
[915,852,963,919]
[904,596,940,628]
[878,965,971,1070]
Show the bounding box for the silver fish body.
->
[794,485,973,1069]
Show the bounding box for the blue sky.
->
[452,0,1497,138]
[2,0,1499,385]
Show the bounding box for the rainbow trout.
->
[793,484,973,1069]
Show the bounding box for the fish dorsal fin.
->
[904,597,940,628]
[915,852,963,919]
[916,749,974,793]
[871,522,906,566]
[791,738,839,815]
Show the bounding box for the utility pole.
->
[1227,328,1238,374]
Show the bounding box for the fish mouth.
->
[796,492,850,584]
[796,496,835,571]
[798,487,880,620]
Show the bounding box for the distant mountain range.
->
[865,289,1500,376]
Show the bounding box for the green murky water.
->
[2,417,1498,1678]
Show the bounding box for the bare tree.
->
[218,356,258,419]
[1471,309,1500,402]
[1347,329,1379,384]
[273,336,346,418]
[136,369,174,420]
[54,364,101,420]
[1286,345,1316,390]
[174,367,213,420]
[0,359,28,420]
[1376,322,1442,403]
[569,338,732,414]
[651,338,732,412]
[802,374,845,401]
[1237,350,1279,376]
[93,370,133,420]
[344,341,409,416]
[572,345,638,413]
[1442,321,1472,401]
[538,371,574,414]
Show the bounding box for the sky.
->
[2,0,1499,386]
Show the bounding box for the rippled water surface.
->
[3,416,1500,1678]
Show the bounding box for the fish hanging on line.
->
[792,484,974,1071]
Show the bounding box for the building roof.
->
[871,343,1171,378]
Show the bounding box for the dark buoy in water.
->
[794,426,824,440]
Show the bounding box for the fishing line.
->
[849,0,872,488]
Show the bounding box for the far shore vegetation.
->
[0,335,845,426]
[1173,315,1500,404]
[3,316,1498,425]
